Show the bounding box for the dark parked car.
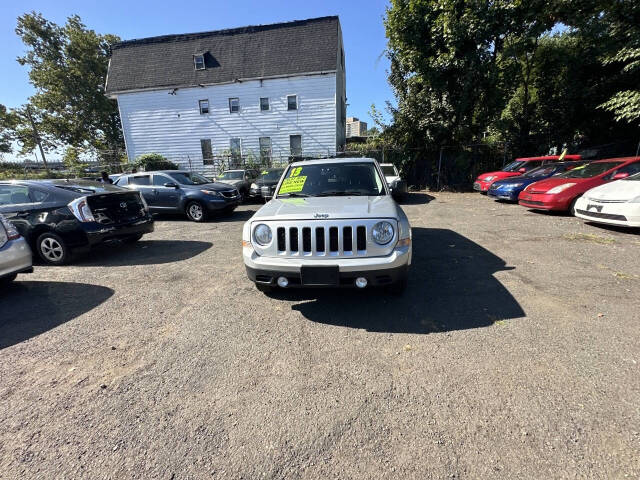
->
[249,168,286,201]
[215,169,259,203]
[115,170,239,222]
[0,179,154,265]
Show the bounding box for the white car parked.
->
[242,158,412,293]
[574,172,640,227]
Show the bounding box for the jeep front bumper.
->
[243,244,411,288]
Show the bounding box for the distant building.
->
[346,117,368,138]
[105,16,347,167]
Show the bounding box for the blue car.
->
[487,161,587,202]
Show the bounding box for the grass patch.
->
[613,272,638,280]
[562,233,616,245]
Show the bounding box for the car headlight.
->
[250,183,258,190]
[253,224,272,246]
[200,189,220,196]
[372,221,394,245]
[485,176,497,181]
[546,183,576,194]
[506,182,524,188]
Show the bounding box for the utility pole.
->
[25,105,48,171]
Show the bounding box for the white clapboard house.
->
[105,16,346,169]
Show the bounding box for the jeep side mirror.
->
[164,182,178,188]
[612,172,629,180]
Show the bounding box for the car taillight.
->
[68,196,96,222]
[0,214,19,248]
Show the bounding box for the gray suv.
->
[115,170,239,222]
[215,169,259,203]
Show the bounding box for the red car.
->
[473,155,582,193]
[518,157,640,214]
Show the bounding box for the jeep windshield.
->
[167,172,211,185]
[276,162,386,197]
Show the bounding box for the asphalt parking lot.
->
[1,192,639,479]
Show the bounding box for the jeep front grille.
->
[255,219,398,259]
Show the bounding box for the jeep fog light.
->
[355,277,368,288]
[277,276,289,288]
[253,224,272,245]
[372,221,394,245]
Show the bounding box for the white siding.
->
[116,73,338,168]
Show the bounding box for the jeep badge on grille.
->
[314,213,329,219]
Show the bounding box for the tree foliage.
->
[383,0,640,164]
[14,12,123,159]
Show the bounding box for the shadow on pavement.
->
[281,227,524,333]
[74,240,212,266]
[399,192,436,205]
[0,281,114,349]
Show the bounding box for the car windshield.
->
[555,161,623,179]
[277,162,386,197]
[381,165,397,176]
[167,172,211,185]
[218,171,244,180]
[524,166,556,178]
[258,169,285,181]
[502,160,527,172]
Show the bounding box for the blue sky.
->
[1,0,394,131]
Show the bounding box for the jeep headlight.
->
[372,221,394,245]
[253,224,272,246]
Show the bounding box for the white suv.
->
[242,158,412,293]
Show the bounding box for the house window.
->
[260,97,270,111]
[229,97,239,113]
[230,138,242,160]
[199,99,209,114]
[259,137,272,162]
[287,95,298,110]
[201,139,213,161]
[194,54,205,70]
[289,135,302,157]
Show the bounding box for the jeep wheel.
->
[185,201,206,222]
[36,232,70,265]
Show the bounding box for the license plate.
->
[301,266,339,286]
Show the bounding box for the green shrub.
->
[135,153,179,171]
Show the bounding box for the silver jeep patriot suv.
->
[242,158,412,292]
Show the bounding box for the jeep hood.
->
[253,195,399,221]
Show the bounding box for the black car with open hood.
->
[0,179,154,265]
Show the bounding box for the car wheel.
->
[185,201,207,222]
[0,274,17,286]
[36,232,70,265]
[122,233,144,244]
[256,283,273,293]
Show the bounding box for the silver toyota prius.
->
[0,213,32,285]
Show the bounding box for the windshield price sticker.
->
[279,167,306,194]
[261,170,269,175]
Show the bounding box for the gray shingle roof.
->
[106,16,340,94]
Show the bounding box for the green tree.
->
[15,12,123,162]
[0,105,16,154]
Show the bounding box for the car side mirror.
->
[612,172,629,180]
[164,182,178,188]
[518,168,526,173]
